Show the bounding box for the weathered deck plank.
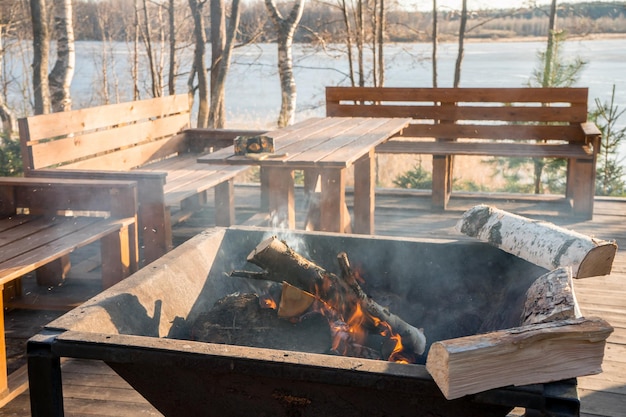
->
[2,186,625,417]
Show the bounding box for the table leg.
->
[320,169,346,233]
[266,167,295,229]
[353,149,375,234]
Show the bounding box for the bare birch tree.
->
[140,0,164,97]
[0,16,16,133]
[453,0,467,87]
[264,0,305,127]
[168,0,177,95]
[30,0,50,115]
[48,0,75,112]
[188,0,210,127]
[432,0,438,87]
[373,0,384,86]
[208,0,241,128]
[339,0,355,86]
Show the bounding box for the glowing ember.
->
[259,295,277,310]
[275,276,414,363]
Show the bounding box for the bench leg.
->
[260,167,270,211]
[215,179,235,227]
[432,155,454,210]
[568,158,596,219]
[100,223,138,289]
[0,284,7,397]
[137,179,171,266]
[35,255,71,287]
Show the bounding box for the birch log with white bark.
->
[456,205,617,278]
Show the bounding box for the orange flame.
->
[259,294,277,310]
[278,268,416,363]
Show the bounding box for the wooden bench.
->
[0,177,138,398]
[19,95,261,265]
[326,87,602,219]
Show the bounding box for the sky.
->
[402,0,609,11]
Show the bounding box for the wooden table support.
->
[197,117,411,234]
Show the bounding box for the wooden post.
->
[353,150,375,234]
[320,169,347,233]
[214,179,235,227]
[266,167,295,229]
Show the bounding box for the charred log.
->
[232,236,426,356]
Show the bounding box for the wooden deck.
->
[1,185,625,417]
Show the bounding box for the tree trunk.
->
[209,0,241,128]
[264,0,305,128]
[432,0,438,87]
[339,0,355,86]
[48,0,75,112]
[356,0,365,87]
[168,0,177,95]
[542,0,558,88]
[0,30,15,134]
[376,0,385,87]
[30,0,50,115]
[141,0,162,97]
[456,204,618,278]
[209,0,225,128]
[453,0,467,87]
[188,0,209,128]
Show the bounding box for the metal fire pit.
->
[28,227,580,417]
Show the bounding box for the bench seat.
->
[327,87,601,219]
[0,177,138,398]
[19,95,261,265]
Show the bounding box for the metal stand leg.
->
[27,332,64,417]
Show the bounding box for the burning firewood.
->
[231,236,427,358]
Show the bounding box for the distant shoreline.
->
[436,32,626,44]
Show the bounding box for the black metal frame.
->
[28,329,580,417]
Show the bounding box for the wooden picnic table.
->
[197,117,411,234]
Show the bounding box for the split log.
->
[456,205,617,278]
[425,317,613,400]
[231,236,426,355]
[521,267,581,325]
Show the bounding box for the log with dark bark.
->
[456,205,617,278]
[521,267,581,325]
[231,236,426,356]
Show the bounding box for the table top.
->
[197,117,412,169]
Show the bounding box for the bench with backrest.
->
[19,95,264,265]
[326,87,602,219]
[0,177,138,397]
